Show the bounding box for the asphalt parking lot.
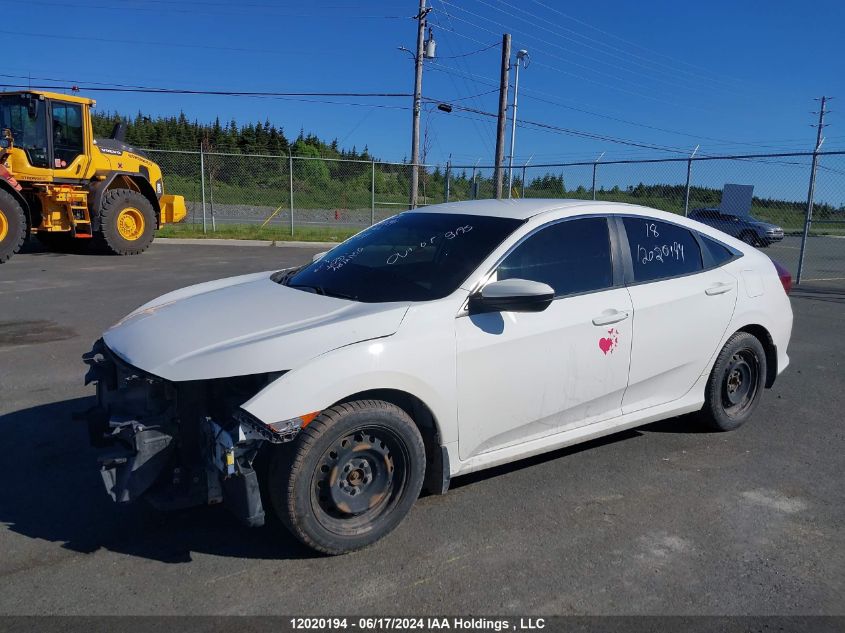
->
[0,240,843,616]
[765,235,845,287]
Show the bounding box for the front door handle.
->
[705,282,734,296]
[592,309,630,326]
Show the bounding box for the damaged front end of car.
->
[80,338,302,527]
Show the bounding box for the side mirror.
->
[312,251,328,263]
[468,278,554,314]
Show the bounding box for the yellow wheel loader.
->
[0,90,186,263]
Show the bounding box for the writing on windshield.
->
[386,225,473,265]
[286,212,522,303]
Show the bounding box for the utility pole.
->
[507,49,529,198]
[409,0,430,209]
[797,96,830,284]
[494,33,511,199]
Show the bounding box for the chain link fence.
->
[146,149,419,240]
[451,151,845,285]
[147,148,844,286]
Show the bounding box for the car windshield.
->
[284,212,523,302]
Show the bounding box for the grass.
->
[157,223,361,242]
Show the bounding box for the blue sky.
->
[4,0,844,174]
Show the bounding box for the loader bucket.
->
[160,194,186,224]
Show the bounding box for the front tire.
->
[269,400,426,555]
[94,188,156,255]
[700,332,767,431]
[0,189,27,263]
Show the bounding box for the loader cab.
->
[0,91,92,181]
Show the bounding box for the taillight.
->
[771,259,792,295]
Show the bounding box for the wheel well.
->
[333,389,449,495]
[0,180,31,233]
[90,173,161,229]
[109,175,160,220]
[737,324,778,388]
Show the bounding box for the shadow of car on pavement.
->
[0,396,313,563]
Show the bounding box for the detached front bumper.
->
[81,339,292,527]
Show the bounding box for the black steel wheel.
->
[700,332,767,431]
[269,400,426,555]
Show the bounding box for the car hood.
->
[103,270,411,381]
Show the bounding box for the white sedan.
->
[82,199,793,554]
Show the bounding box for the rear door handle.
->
[592,309,630,326]
[705,282,734,296]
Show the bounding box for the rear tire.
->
[268,400,426,555]
[94,188,156,255]
[0,189,27,263]
[700,332,767,431]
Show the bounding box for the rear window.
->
[700,234,736,267]
[623,217,703,283]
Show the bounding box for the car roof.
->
[410,198,681,222]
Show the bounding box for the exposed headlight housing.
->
[233,408,320,443]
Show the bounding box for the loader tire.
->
[0,189,27,264]
[95,189,156,256]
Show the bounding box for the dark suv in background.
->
[689,208,784,247]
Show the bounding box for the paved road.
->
[766,235,845,286]
[0,242,843,615]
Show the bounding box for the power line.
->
[428,0,497,156]
[498,0,745,92]
[0,29,288,54]
[476,0,726,94]
[438,0,723,101]
[423,100,695,154]
[431,7,708,111]
[514,86,825,152]
[14,0,409,17]
[436,40,500,59]
[425,63,819,153]
[525,0,745,86]
[6,76,834,168]
[0,79,410,99]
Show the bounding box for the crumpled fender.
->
[239,300,460,446]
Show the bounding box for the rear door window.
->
[623,217,703,283]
